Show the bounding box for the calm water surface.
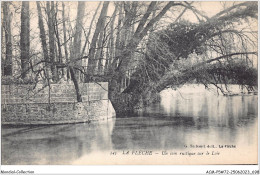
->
[1,85,258,164]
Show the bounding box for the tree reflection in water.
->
[1,85,257,164]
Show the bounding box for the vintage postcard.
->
[1,1,258,170]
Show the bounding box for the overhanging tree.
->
[2,2,257,115]
[115,2,257,113]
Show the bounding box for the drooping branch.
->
[211,2,256,19]
[193,52,257,68]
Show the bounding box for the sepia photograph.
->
[1,0,258,172]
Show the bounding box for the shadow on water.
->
[2,120,115,164]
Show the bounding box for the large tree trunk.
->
[87,2,109,77]
[54,2,63,78]
[69,1,85,102]
[117,2,175,75]
[36,2,49,63]
[109,2,176,114]
[69,67,82,102]
[71,1,85,82]
[111,2,137,70]
[104,3,118,73]
[47,1,57,81]
[62,2,70,80]
[112,3,123,70]
[2,2,12,76]
[121,2,138,47]
[20,1,30,79]
[96,27,105,74]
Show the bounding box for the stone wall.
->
[1,82,116,125]
[1,82,108,103]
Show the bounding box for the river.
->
[1,84,258,164]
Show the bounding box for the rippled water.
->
[1,85,258,164]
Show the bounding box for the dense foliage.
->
[121,9,257,112]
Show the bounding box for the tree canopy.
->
[120,1,257,111]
